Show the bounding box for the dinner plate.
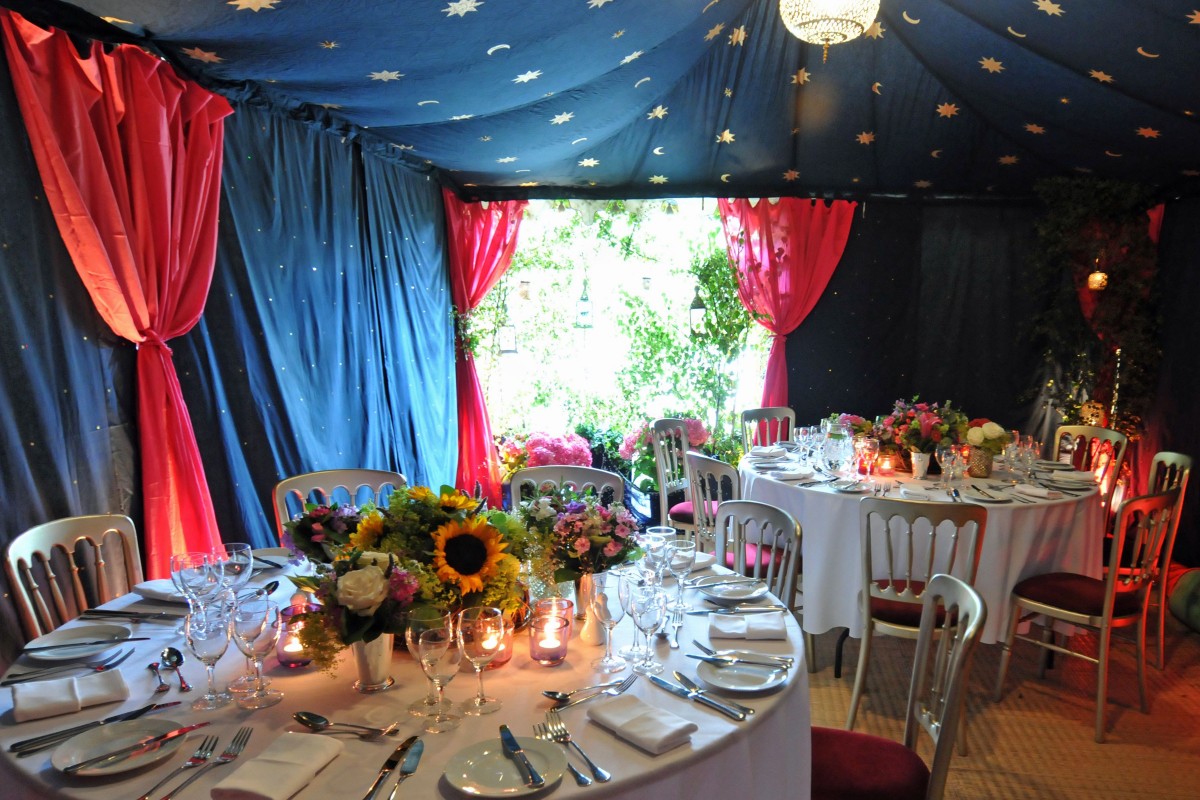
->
[833,481,871,494]
[51,718,187,776]
[1036,460,1074,471]
[696,660,788,693]
[694,575,769,606]
[444,736,566,797]
[959,489,1012,504]
[23,624,131,662]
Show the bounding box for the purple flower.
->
[564,500,586,514]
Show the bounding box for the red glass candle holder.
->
[276,603,319,668]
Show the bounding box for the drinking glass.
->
[616,571,649,662]
[171,553,221,635]
[858,437,880,485]
[628,585,668,675]
[214,542,254,594]
[231,597,282,709]
[186,604,232,711]
[639,532,671,585]
[417,627,463,733]
[666,539,696,611]
[456,606,504,716]
[405,606,454,717]
[589,572,627,673]
[935,442,956,489]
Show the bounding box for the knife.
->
[385,738,423,800]
[673,671,755,717]
[361,736,418,800]
[11,702,181,755]
[2,647,135,686]
[686,653,794,669]
[685,605,787,615]
[79,610,184,621]
[685,578,763,589]
[647,674,746,721]
[62,721,210,774]
[499,724,545,788]
[25,637,150,652]
[970,483,999,500]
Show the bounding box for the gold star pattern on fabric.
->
[724,88,733,97]
[1025,123,1046,134]
[705,23,726,41]
[228,0,279,10]
[865,21,884,38]
[716,129,735,143]
[936,102,959,118]
[980,57,1004,73]
[1136,126,1161,138]
[550,112,574,125]
[579,158,599,167]
[791,69,810,85]
[183,47,223,63]
[620,51,643,65]
[479,135,491,141]
[649,175,668,184]
[449,114,474,120]
[729,26,748,46]
[856,131,876,145]
[513,70,541,83]
[1089,69,1115,83]
[1189,10,1200,24]
[1060,96,1071,104]
[647,105,669,119]
[783,169,800,181]
[998,155,1019,165]
[320,41,339,49]
[1034,0,1064,16]
[496,156,517,163]
[612,30,625,38]
[914,180,933,188]
[443,0,483,18]
[588,0,614,8]
[369,70,403,81]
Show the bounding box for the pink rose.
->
[574,537,590,554]
[603,540,622,557]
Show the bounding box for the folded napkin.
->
[1014,484,1064,500]
[588,694,697,755]
[131,579,187,603]
[1046,471,1096,484]
[212,733,343,800]
[899,487,936,501]
[769,469,813,481]
[11,669,129,722]
[749,446,785,458]
[692,552,716,571]
[708,611,787,640]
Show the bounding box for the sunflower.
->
[349,509,384,549]
[431,517,507,594]
[408,486,435,504]
[438,490,477,513]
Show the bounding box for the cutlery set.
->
[8,701,181,757]
[2,647,135,686]
[362,735,423,800]
[554,673,638,710]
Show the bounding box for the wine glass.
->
[590,572,627,674]
[185,603,232,711]
[628,585,668,675]
[666,539,696,611]
[405,606,453,717]
[169,552,208,634]
[417,627,463,733]
[935,442,955,489]
[231,597,282,709]
[639,532,671,585]
[214,542,254,594]
[616,571,649,662]
[456,606,504,716]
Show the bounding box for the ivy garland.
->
[1029,177,1162,440]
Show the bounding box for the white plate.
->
[959,489,1012,504]
[1036,460,1074,471]
[833,482,871,494]
[444,736,566,797]
[51,718,187,776]
[23,624,131,662]
[1044,471,1096,484]
[769,469,813,482]
[696,660,788,693]
[694,575,769,606]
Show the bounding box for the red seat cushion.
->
[1013,572,1143,618]
[811,726,929,800]
[724,543,789,576]
[667,500,707,525]
[870,579,946,628]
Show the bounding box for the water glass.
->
[589,572,627,673]
[417,627,463,733]
[628,585,668,675]
[232,598,282,709]
[186,604,232,711]
[666,540,696,611]
[405,606,453,717]
[457,606,504,716]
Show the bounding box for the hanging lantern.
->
[574,280,593,328]
[642,276,652,290]
[498,322,517,354]
[1087,257,1109,291]
[517,280,531,300]
[689,286,707,336]
[778,0,880,61]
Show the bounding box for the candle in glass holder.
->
[533,598,574,637]
[276,603,318,668]
[877,454,895,476]
[484,619,515,670]
[529,616,570,666]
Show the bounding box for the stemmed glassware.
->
[935,442,956,489]
[627,585,668,675]
[185,602,232,711]
[857,437,880,486]
[589,572,627,674]
[616,571,650,663]
[214,542,254,595]
[417,627,463,733]
[231,596,282,709]
[456,606,504,716]
[170,553,219,634]
[666,540,696,611]
[405,606,453,717]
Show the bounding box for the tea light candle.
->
[485,620,515,670]
[877,455,895,476]
[529,616,570,666]
[533,597,575,636]
[276,603,318,668]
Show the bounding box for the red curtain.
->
[443,189,527,506]
[718,198,856,407]
[2,11,233,578]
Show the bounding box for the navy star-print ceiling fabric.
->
[34,0,1200,200]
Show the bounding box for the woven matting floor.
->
[806,614,1200,798]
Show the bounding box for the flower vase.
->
[910,452,931,479]
[574,573,606,646]
[967,446,994,478]
[350,633,395,693]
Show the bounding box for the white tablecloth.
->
[0,570,810,800]
[742,466,1105,644]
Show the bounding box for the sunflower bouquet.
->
[283,502,380,562]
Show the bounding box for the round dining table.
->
[741,462,1105,645]
[0,566,811,800]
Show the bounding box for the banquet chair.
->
[812,574,985,800]
[993,490,1177,742]
[845,498,987,740]
[509,465,624,506]
[650,418,698,541]
[1051,425,1128,516]
[1145,452,1191,668]
[741,406,795,451]
[4,514,143,641]
[685,451,740,550]
[273,469,407,543]
[713,499,816,671]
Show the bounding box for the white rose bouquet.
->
[965,418,1012,455]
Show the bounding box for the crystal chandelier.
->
[778,0,881,61]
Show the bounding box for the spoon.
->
[541,679,624,703]
[160,647,192,692]
[147,662,170,693]
[293,711,400,737]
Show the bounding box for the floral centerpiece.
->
[619,417,709,491]
[881,398,967,454]
[496,431,593,481]
[549,495,641,583]
[830,413,874,437]
[966,418,1012,455]
[283,502,378,563]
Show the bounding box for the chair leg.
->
[804,631,817,673]
[1095,625,1112,744]
[1038,625,1055,679]
[833,628,850,678]
[1153,578,1167,670]
[993,601,1021,702]
[845,626,872,730]
[1137,609,1149,714]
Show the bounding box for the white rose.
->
[982,421,1005,440]
[967,427,985,446]
[357,551,392,569]
[336,565,389,616]
[532,499,557,520]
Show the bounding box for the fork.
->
[161,727,252,800]
[556,673,637,710]
[2,647,132,685]
[136,736,219,800]
[533,722,591,786]
[667,608,684,649]
[546,709,612,782]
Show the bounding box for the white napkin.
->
[131,579,187,603]
[11,669,129,722]
[899,487,935,500]
[1014,484,1064,500]
[770,469,813,481]
[708,611,787,640]
[692,552,716,571]
[1047,471,1096,484]
[212,733,343,800]
[749,446,785,458]
[588,694,697,755]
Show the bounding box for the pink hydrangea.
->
[524,432,593,467]
[684,418,710,447]
[619,423,649,460]
[603,539,623,557]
